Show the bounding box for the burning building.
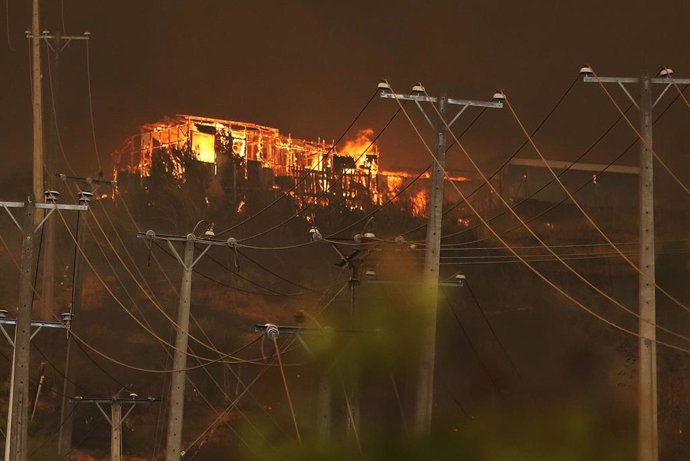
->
[112,114,381,209]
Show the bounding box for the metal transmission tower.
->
[25,9,90,320]
[378,81,503,436]
[0,192,87,461]
[138,229,234,461]
[71,395,160,461]
[581,66,690,461]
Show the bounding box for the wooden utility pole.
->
[4,197,35,461]
[638,73,658,461]
[31,0,44,207]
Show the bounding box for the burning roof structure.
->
[112,114,381,209]
[111,114,478,218]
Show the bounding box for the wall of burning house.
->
[112,115,381,209]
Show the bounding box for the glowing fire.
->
[236,199,246,214]
[386,176,403,197]
[410,189,429,217]
[381,169,472,182]
[339,128,375,160]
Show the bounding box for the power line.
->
[464,280,525,386]
[407,83,690,341]
[384,79,690,354]
[331,102,489,240]
[441,294,504,399]
[438,96,638,243]
[504,92,690,316]
[238,103,405,243]
[591,68,690,197]
[84,38,102,174]
[402,74,580,239]
[55,208,264,364]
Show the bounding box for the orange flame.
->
[410,189,429,217]
[339,129,376,161]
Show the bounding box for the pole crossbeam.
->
[72,396,159,461]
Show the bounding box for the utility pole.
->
[378,81,503,436]
[25,11,90,318]
[71,395,159,461]
[30,0,43,207]
[582,66,690,461]
[0,193,86,460]
[6,197,35,461]
[138,229,229,461]
[329,236,373,439]
[0,311,71,459]
[166,236,193,461]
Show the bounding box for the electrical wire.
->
[464,281,525,386]
[402,74,580,239]
[57,207,286,366]
[84,201,287,359]
[85,38,103,174]
[27,404,77,458]
[591,68,690,197]
[412,83,690,337]
[100,190,333,450]
[272,334,302,446]
[235,247,321,292]
[384,79,690,354]
[504,93,690,316]
[201,248,304,296]
[152,240,302,297]
[237,103,405,243]
[441,293,504,398]
[44,41,78,176]
[437,97,638,244]
[331,103,489,240]
[5,0,13,51]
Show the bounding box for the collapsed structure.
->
[112,114,382,210]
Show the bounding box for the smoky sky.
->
[1,0,690,194]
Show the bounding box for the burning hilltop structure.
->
[112,114,382,210]
[111,114,477,217]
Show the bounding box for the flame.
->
[381,169,471,182]
[410,189,429,217]
[386,176,403,197]
[339,128,375,161]
[236,199,246,214]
